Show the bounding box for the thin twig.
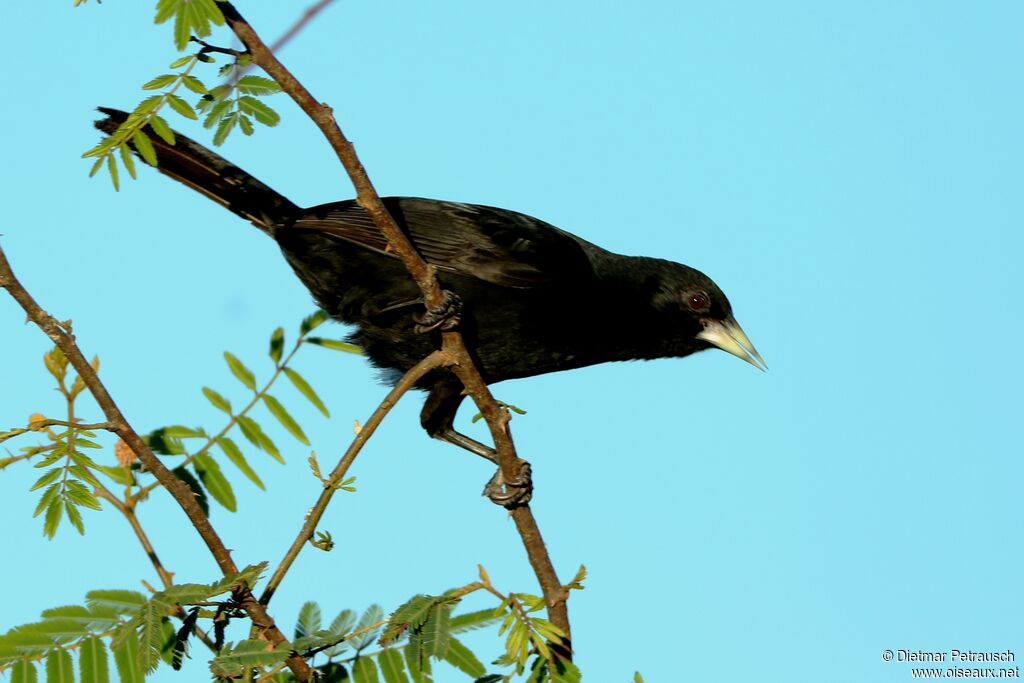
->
[227,0,338,86]
[0,245,311,681]
[268,0,337,54]
[191,36,244,57]
[216,3,573,653]
[93,487,175,589]
[0,442,57,469]
[260,350,450,605]
[27,419,115,431]
[92,486,219,653]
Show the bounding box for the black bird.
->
[95,108,765,505]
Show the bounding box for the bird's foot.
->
[482,459,533,508]
[414,289,463,334]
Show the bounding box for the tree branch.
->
[93,486,175,589]
[260,350,451,605]
[216,2,573,651]
[0,245,312,680]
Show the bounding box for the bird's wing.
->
[290,197,596,288]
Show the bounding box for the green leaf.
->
[213,111,238,146]
[85,590,147,615]
[291,631,343,653]
[633,673,644,683]
[384,596,435,644]
[141,74,177,90]
[172,466,210,516]
[40,606,120,632]
[180,75,207,95]
[202,98,232,128]
[269,327,285,364]
[262,394,310,445]
[30,468,62,491]
[65,479,102,510]
[159,583,218,605]
[162,425,206,439]
[548,657,581,683]
[33,483,61,518]
[148,115,176,145]
[283,367,329,417]
[450,609,503,634]
[79,636,110,683]
[206,563,267,597]
[111,627,143,683]
[237,416,282,463]
[88,156,105,178]
[422,604,450,658]
[295,601,322,639]
[166,93,198,120]
[26,618,92,643]
[131,130,157,167]
[169,55,193,69]
[45,649,74,683]
[306,337,363,354]
[40,605,90,619]
[95,465,133,486]
[193,454,237,512]
[133,95,163,116]
[404,636,432,683]
[43,498,63,538]
[235,75,281,96]
[565,565,587,592]
[146,428,186,456]
[378,648,407,683]
[350,605,384,651]
[223,351,256,391]
[10,660,38,683]
[154,0,223,49]
[217,437,264,490]
[300,310,328,334]
[238,114,254,136]
[209,640,290,678]
[237,96,280,126]
[353,656,381,683]
[443,636,485,678]
[106,153,119,191]
[136,602,170,673]
[322,608,356,657]
[119,143,137,179]
[0,625,55,659]
[202,386,232,414]
[65,500,86,535]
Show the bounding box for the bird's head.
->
[651,262,767,371]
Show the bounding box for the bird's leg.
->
[434,429,532,508]
[413,289,463,333]
[421,381,533,508]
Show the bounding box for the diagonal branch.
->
[215,2,573,652]
[260,349,451,605]
[0,245,313,681]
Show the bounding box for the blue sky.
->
[2,2,1023,681]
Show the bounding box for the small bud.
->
[28,414,47,430]
[115,439,136,467]
[353,419,362,435]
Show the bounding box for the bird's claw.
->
[482,459,533,508]
[414,290,463,334]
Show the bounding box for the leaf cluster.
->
[10,348,110,538]
[84,43,283,189]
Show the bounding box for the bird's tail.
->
[94,107,300,235]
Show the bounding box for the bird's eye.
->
[687,291,710,311]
